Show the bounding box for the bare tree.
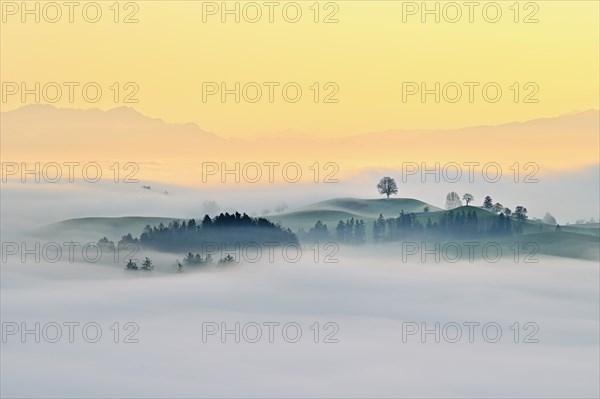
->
[445,192,461,209]
[377,177,398,199]
[462,193,474,206]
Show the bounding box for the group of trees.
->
[296,190,533,244]
[445,192,475,208]
[119,212,298,252]
[335,218,367,244]
[182,252,213,266]
[302,210,496,243]
[125,257,153,271]
[446,192,528,223]
[373,209,494,241]
[373,210,424,241]
[377,178,530,221]
[178,252,235,268]
[125,252,238,273]
[375,208,524,241]
[303,220,330,241]
[480,195,510,216]
[377,179,528,223]
[299,218,367,244]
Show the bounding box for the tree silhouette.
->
[514,206,528,221]
[445,192,461,209]
[462,193,474,206]
[373,214,385,242]
[483,196,493,209]
[355,220,366,244]
[219,254,236,264]
[377,177,398,199]
[336,220,347,242]
[513,206,528,235]
[140,257,153,271]
[125,259,138,270]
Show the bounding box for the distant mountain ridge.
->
[3,106,598,185]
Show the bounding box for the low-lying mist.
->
[1,169,599,397]
[1,250,598,398]
[2,163,599,237]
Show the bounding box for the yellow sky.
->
[1,1,599,137]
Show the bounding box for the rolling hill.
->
[31,197,599,261]
[33,216,182,242]
[267,198,441,231]
[32,197,598,243]
[34,198,440,241]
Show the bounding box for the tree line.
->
[117,212,298,252]
[298,218,367,244]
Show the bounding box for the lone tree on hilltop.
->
[462,193,474,206]
[377,177,398,199]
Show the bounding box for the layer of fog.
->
[1,164,599,238]
[1,165,598,396]
[1,252,598,398]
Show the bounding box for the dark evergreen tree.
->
[355,220,366,244]
[373,214,385,242]
[336,220,347,243]
[125,259,138,270]
[483,196,493,209]
[140,257,153,271]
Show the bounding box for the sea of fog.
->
[1,251,599,398]
[1,177,599,397]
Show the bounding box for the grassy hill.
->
[32,199,599,258]
[489,232,599,261]
[271,203,555,236]
[296,197,441,217]
[268,198,441,231]
[35,198,442,240]
[33,216,181,242]
[559,224,600,237]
